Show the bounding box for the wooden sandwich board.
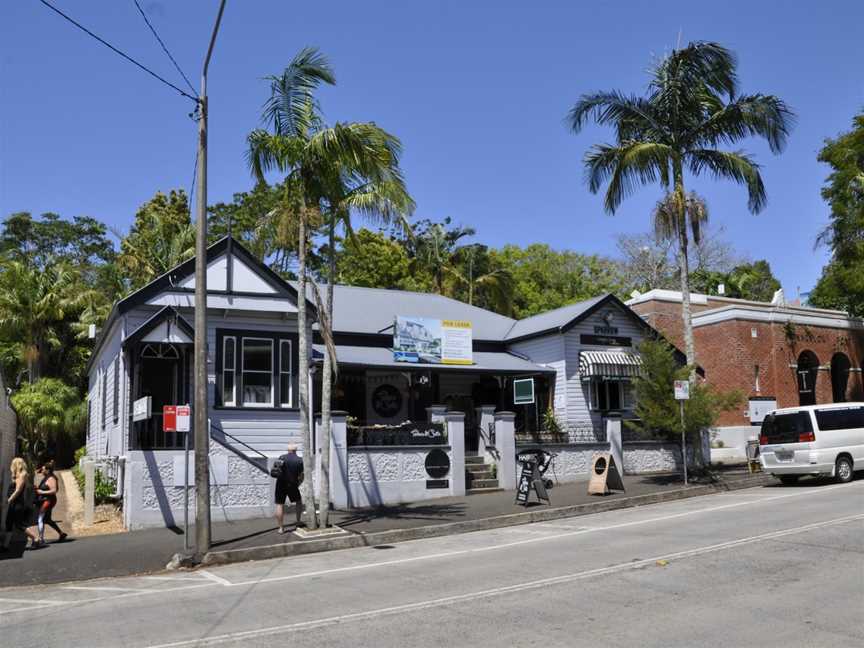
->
[588,452,625,496]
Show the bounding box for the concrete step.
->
[466,486,504,495]
[465,464,492,474]
[465,471,493,482]
[464,455,486,465]
[466,478,499,489]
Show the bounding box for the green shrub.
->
[71,446,116,504]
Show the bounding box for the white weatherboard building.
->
[85,237,691,529]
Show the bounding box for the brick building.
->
[627,289,864,433]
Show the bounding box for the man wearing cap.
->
[274,444,304,534]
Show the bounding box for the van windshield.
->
[761,412,813,444]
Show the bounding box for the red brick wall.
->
[632,298,864,426]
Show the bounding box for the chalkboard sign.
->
[515,463,532,504]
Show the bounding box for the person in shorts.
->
[274,444,303,534]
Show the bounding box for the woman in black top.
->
[3,457,39,551]
[35,461,67,545]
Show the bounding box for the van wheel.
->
[835,456,854,484]
[778,475,799,486]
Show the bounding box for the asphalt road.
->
[1,480,862,647]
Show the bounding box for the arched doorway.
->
[831,353,851,403]
[797,351,819,406]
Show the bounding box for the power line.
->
[188,145,199,217]
[132,0,198,98]
[38,0,198,103]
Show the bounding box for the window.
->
[754,365,760,393]
[101,366,107,429]
[589,379,628,412]
[222,337,236,406]
[112,358,120,423]
[279,340,293,407]
[815,407,864,431]
[761,412,813,444]
[242,338,273,406]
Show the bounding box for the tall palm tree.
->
[569,41,793,372]
[318,176,413,528]
[247,47,415,527]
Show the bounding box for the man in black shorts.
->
[274,444,304,534]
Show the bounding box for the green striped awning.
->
[579,350,642,380]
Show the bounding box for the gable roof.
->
[122,306,194,349]
[88,236,315,372]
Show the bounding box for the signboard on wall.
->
[513,378,535,405]
[394,316,472,365]
[133,396,152,422]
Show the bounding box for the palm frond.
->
[568,91,661,136]
[689,94,795,153]
[687,149,767,212]
[585,141,673,213]
[263,47,335,137]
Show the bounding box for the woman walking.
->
[2,457,39,551]
[35,461,67,545]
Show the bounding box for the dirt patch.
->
[54,470,126,538]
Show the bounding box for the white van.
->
[759,403,864,484]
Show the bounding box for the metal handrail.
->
[209,420,270,473]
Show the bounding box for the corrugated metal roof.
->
[314,344,554,374]
[299,283,517,340]
[504,295,608,340]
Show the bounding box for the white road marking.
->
[145,513,864,647]
[142,575,209,582]
[533,523,590,531]
[222,480,863,586]
[63,586,152,593]
[2,482,860,616]
[198,570,232,586]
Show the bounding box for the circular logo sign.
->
[425,449,451,479]
[371,384,403,418]
[594,456,607,475]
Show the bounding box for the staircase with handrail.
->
[208,420,271,475]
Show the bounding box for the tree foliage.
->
[627,339,741,458]
[117,190,195,290]
[809,113,864,315]
[10,377,80,464]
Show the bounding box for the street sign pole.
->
[674,380,690,486]
[680,399,688,485]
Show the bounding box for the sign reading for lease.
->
[394,316,472,365]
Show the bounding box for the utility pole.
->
[194,0,227,558]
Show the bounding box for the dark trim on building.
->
[122,306,195,350]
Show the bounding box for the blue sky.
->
[2,1,862,296]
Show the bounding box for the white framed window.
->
[242,337,273,406]
[222,336,236,406]
[279,339,293,408]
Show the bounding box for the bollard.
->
[83,460,95,527]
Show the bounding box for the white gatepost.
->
[493,411,517,490]
[445,411,466,497]
[329,411,349,509]
[475,405,497,463]
[606,418,623,474]
[426,405,447,424]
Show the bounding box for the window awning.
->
[579,350,642,380]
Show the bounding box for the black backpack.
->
[269,459,285,480]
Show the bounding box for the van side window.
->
[815,407,864,431]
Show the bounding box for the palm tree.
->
[318,176,413,528]
[247,47,415,527]
[0,261,74,382]
[569,41,793,372]
[413,221,475,294]
[450,244,514,314]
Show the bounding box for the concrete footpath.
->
[0,468,773,587]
